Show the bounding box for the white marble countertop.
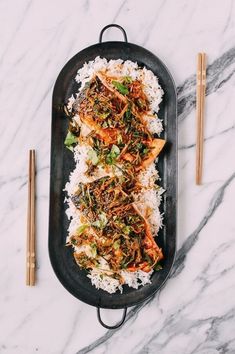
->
[1,0,235,353]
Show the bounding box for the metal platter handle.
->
[97,307,127,329]
[99,24,128,43]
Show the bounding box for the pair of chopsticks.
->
[26,150,36,286]
[196,53,207,185]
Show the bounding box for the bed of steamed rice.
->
[64,57,164,294]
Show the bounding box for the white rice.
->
[87,269,153,294]
[64,145,90,196]
[88,271,123,294]
[132,164,165,235]
[64,56,164,294]
[67,94,76,112]
[142,114,163,136]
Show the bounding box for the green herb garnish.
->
[144,252,153,265]
[88,149,99,165]
[64,131,77,151]
[121,255,134,269]
[154,264,163,271]
[122,225,131,235]
[133,131,141,138]
[90,243,97,257]
[76,224,89,235]
[143,148,149,155]
[123,76,132,84]
[125,107,131,119]
[92,212,108,229]
[106,144,120,165]
[117,134,123,145]
[97,111,111,119]
[66,145,74,152]
[113,240,121,250]
[112,80,129,95]
[111,144,120,155]
[102,121,108,128]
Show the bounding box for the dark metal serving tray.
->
[49,24,177,329]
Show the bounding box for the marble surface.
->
[1,0,235,353]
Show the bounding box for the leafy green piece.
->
[112,80,129,95]
[117,134,123,145]
[123,76,132,84]
[106,144,120,165]
[76,224,89,235]
[111,144,120,155]
[133,131,140,137]
[64,131,77,150]
[102,121,108,128]
[93,222,102,229]
[66,145,74,152]
[125,107,131,119]
[154,264,163,271]
[135,142,149,156]
[143,148,149,155]
[92,212,108,229]
[99,212,108,227]
[98,111,111,119]
[114,218,125,229]
[121,255,134,269]
[84,81,91,89]
[145,252,153,265]
[136,142,144,150]
[90,243,97,258]
[154,184,162,191]
[113,240,121,250]
[122,225,131,235]
[106,156,113,165]
[88,149,99,165]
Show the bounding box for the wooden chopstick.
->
[26,149,36,286]
[199,53,206,183]
[196,53,206,185]
[30,150,36,285]
[196,53,202,184]
[26,151,32,285]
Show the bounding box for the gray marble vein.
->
[179,124,235,150]
[140,0,166,46]
[0,0,33,64]
[83,0,90,12]
[172,171,235,277]
[61,309,81,354]
[137,309,235,354]
[177,47,235,123]
[222,0,234,33]
[112,0,126,23]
